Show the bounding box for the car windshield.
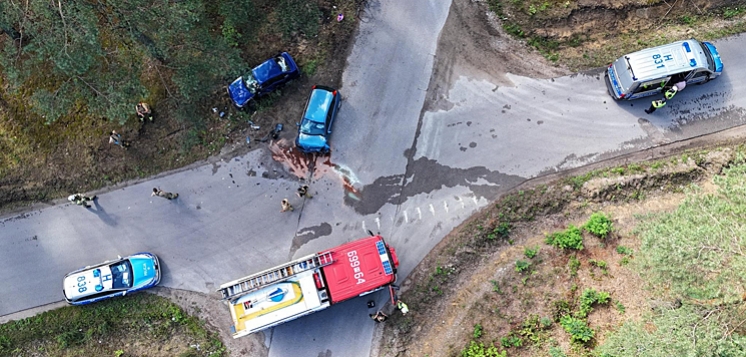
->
[699,41,715,72]
[300,118,326,136]
[244,74,259,94]
[110,260,133,289]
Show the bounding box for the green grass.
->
[0,294,225,356]
[596,163,746,356]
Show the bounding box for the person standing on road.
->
[281,198,294,212]
[68,193,96,208]
[645,99,666,114]
[297,185,312,199]
[152,188,178,200]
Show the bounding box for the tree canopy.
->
[0,0,271,124]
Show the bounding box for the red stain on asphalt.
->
[269,140,361,199]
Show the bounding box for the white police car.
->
[63,252,161,305]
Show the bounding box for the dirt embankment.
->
[487,0,746,69]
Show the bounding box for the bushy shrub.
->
[568,255,581,276]
[524,246,539,259]
[584,212,613,238]
[515,260,531,272]
[560,315,594,343]
[461,340,506,357]
[473,324,483,339]
[488,222,512,240]
[616,245,633,255]
[546,225,583,250]
[577,288,611,318]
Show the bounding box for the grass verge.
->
[0,294,225,357]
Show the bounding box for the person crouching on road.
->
[68,193,96,208]
[297,185,313,199]
[370,311,388,322]
[281,198,294,212]
[152,188,178,200]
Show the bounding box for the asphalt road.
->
[2,1,746,357]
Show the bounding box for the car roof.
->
[63,264,118,301]
[304,88,335,124]
[625,39,710,81]
[253,56,285,83]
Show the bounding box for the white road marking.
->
[472,197,479,206]
[457,196,465,209]
[362,221,367,234]
[429,204,436,216]
[375,217,381,230]
[443,201,449,213]
[416,207,422,220]
[403,210,409,223]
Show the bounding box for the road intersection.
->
[2,1,746,356]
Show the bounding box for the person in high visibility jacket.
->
[664,86,678,100]
[645,99,666,114]
[396,300,409,315]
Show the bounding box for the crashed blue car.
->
[228,52,300,108]
[296,85,341,154]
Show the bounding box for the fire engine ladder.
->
[218,251,335,301]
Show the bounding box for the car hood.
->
[228,77,255,108]
[703,42,724,73]
[297,134,329,153]
[129,255,159,288]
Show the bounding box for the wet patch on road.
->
[343,157,524,215]
[290,222,333,258]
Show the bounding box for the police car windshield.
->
[699,41,715,72]
[612,57,634,91]
[110,260,133,289]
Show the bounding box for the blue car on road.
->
[62,252,161,305]
[228,52,300,108]
[296,85,341,153]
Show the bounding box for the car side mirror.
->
[117,255,122,259]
